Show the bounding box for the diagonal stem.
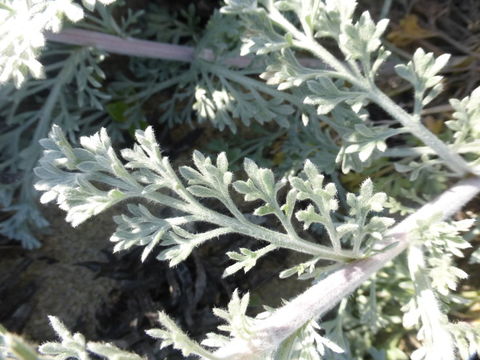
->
[44,28,324,68]
[212,176,480,359]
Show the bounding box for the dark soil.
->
[0,203,309,359]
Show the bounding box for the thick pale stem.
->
[44,28,323,68]
[45,28,204,62]
[212,176,480,359]
[383,142,480,158]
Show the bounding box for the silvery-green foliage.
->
[32,123,427,358]
[147,290,253,359]
[147,313,215,359]
[277,169,397,279]
[202,290,253,349]
[260,49,324,92]
[221,0,259,14]
[304,78,367,116]
[108,5,205,129]
[110,8,311,133]
[191,74,294,132]
[0,46,110,248]
[2,0,480,358]
[309,0,357,40]
[271,319,343,360]
[326,105,405,173]
[0,324,41,360]
[320,266,409,359]
[302,214,478,360]
[220,0,399,171]
[35,125,394,275]
[341,123,403,164]
[278,120,338,175]
[289,163,393,256]
[148,289,343,360]
[0,2,146,248]
[0,0,115,88]
[224,0,389,86]
[264,104,400,178]
[447,323,480,360]
[39,316,90,360]
[446,85,480,166]
[0,0,82,87]
[412,215,473,296]
[220,0,478,179]
[405,244,455,360]
[204,118,337,177]
[393,154,447,182]
[401,216,476,360]
[337,11,389,63]
[356,281,398,341]
[145,3,200,43]
[34,316,142,360]
[394,48,450,114]
[187,18,313,133]
[449,86,480,140]
[324,244,478,360]
[111,204,195,264]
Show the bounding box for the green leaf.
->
[223,246,276,277]
[273,320,343,359]
[106,101,129,123]
[87,343,143,360]
[147,312,216,358]
[187,185,220,198]
[446,86,480,146]
[394,48,450,106]
[305,78,364,114]
[221,0,259,14]
[281,188,298,219]
[339,12,389,61]
[296,204,325,229]
[254,204,276,216]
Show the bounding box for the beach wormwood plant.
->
[1,0,480,359]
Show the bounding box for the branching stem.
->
[45,27,475,177]
[368,87,474,175]
[290,27,475,177]
[255,4,474,176]
[143,192,354,262]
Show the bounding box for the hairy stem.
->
[291,31,474,176]
[144,192,354,262]
[264,6,473,177]
[212,176,480,359]
[368,87,474,176]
